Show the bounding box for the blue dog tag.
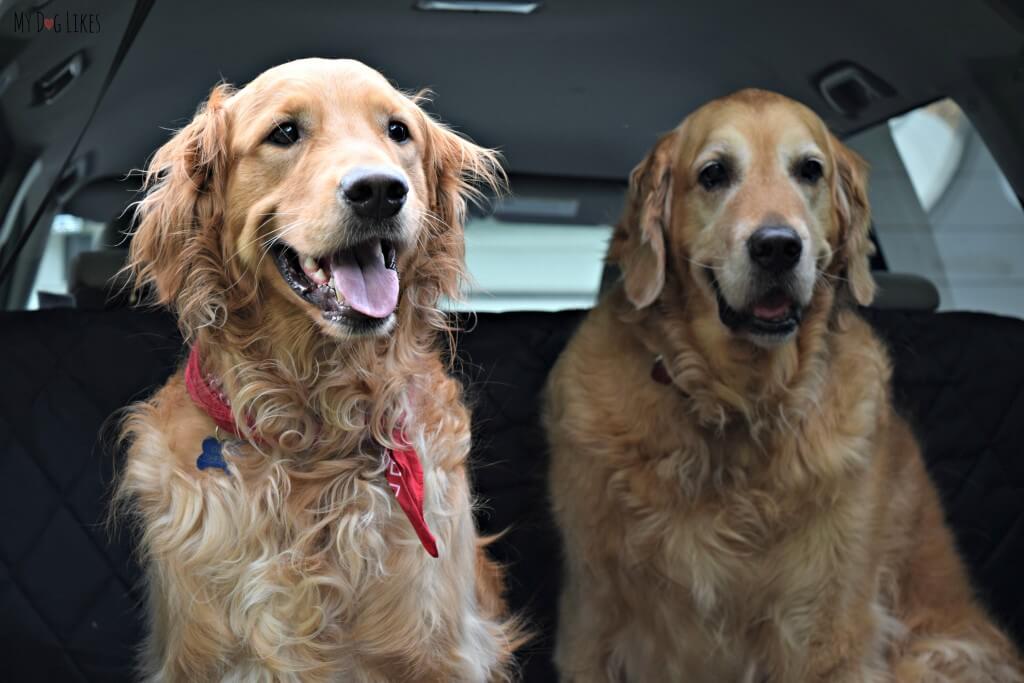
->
[196,436,230,474]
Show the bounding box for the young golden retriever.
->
[113,58,521,682]
[544,89,1023,682]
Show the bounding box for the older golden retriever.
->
[113,58,520,682]
[544,89,1023,682]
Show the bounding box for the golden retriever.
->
[113,58,521,682]
[544,89,1023,682]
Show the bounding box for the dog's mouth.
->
[273,238,399,326]
[708,271,803,338]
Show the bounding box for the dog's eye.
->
[698,161,730,191]
[796,158,824,184]
[387,121,410,144]
[266,121,301,146]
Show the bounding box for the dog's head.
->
[612,89,873,348]
[129,58,500,342]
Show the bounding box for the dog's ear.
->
[829,134,876,306]
[128,83,233,336]
[612,131,677,309]
[417,104,504,302]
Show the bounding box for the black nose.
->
[747,225,803,273]
[340,169,408,220]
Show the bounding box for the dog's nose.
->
[340,168,408,220]
[747,226,803,273]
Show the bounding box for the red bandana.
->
[183,346,438,557]
[384,431,438,557]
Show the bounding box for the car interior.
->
[2,1,1023,680]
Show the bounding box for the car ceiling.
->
[42,0,1024,218]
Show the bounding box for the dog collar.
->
[185,345,252,439]
[183,345,438,558]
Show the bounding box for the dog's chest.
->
[619,429,815,569]
[611,428,864,678]
[210,443,459,644]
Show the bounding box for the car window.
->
[847,98,1024,318]
[27,213,108,309]
[455,217,611,312]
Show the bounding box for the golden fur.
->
[113,58,522,682]
[544,89,1023,682]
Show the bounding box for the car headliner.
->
[43,0,1024,219]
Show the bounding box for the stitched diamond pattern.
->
[0,307,1020,683]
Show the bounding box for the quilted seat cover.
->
[0,306,1021,682]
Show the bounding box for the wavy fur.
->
[113,58,521,682]
[546,89,1022,682]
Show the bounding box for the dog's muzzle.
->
[708,225,808,340]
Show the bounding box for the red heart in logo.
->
[43,17,54,29]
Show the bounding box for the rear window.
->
[457,217,611,312]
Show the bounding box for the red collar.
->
[183,346,438,557]
[184,346,253,439]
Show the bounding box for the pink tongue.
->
[330,241,399,319]
[752,295,792,321]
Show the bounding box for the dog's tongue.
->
[752,292,792,321]
[330,241,398,319]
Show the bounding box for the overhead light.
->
[414,1,540,15]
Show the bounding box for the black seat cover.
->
[0,306,1022,682]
